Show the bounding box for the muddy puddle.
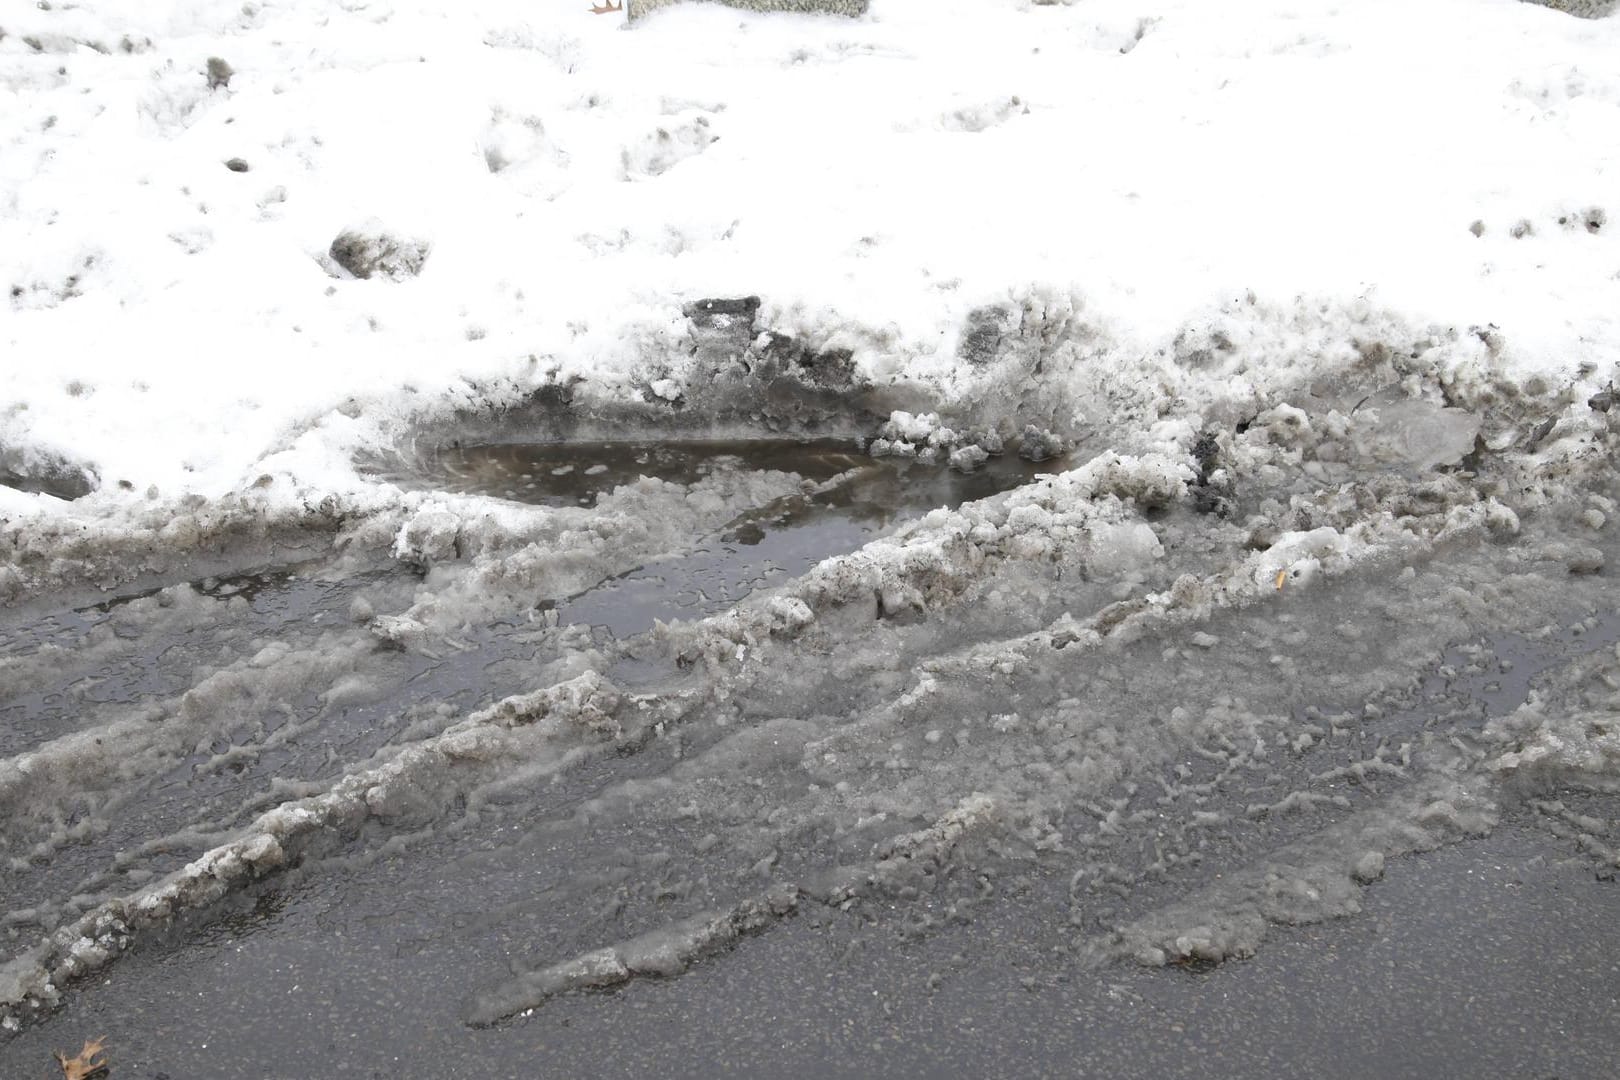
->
[370,438,877,507]
[544,446,1061,639]
[0,562,394,751]
[383,433,1064,640]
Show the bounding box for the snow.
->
[0,0,1615,530]
[6,13,1620,1037]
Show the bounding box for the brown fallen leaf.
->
[589,1,623,12]
[54,1036,110,1080]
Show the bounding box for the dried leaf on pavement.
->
[54,1036,110,1080]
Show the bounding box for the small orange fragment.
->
[1274,569,1287,591]
[54,1036,110,1080]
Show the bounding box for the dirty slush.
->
[1,290,1619,1077]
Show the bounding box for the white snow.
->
[1,0,1616,523]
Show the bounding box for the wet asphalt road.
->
[1,823,1616,1079]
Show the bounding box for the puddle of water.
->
[71,564,320,618]
[544,450,1059,639]
[552,516,873,638]
[368,436,1065,644]
[383,438,875,506]
[0,565,346,751]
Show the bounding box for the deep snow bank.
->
[0,0,1616,570]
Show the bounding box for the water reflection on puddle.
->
[554,458,1058,638]
[411,438,874,507]
[364,434,1065,638]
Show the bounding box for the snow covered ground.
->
[4,1,1620,1074]
[2,0,1616,538]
